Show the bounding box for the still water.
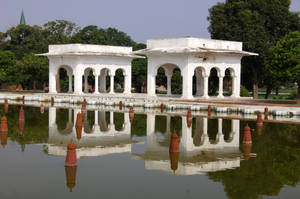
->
[0,105,299,199]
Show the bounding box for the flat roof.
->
[37,44,144,58]
[134,37,258,56]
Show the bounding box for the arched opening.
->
[155,64,182,96]
[56,65,73,93]
[223,68,233,96]
[192,117,206,146]
[171,68,182,95]
[222,119,233,142]
[208,119,219,144]
[99,68,110,93]
[155,67,167,95]
[114,112,124,131]
[208,68,219,97]
[83,110,95,134]
[114,68,125,93]
[193,67,206,97]
[83,68,95,93]
[99,111,110,132]
[56,108,73,135]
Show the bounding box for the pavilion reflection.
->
[133,114,241,175]
[47,108,243,176]
[47,107,132,158]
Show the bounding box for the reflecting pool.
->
[0,105,300,199]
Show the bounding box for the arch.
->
[99,68,111,93]
[99,111,110,132]
[192,117,206,146]
[114,112,125,131]
[155,63,182,96]
[114,68,125,93]
[193,66,207,97]
[56,65,73,93]
[83,110,95,134]
[56,108,73,135]
[208,119,219,144]
[208,67,220,96]
[223,68,235,96]
[155,67,167,95]
[83,67,96,93]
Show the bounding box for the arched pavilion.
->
[134,37,258,99]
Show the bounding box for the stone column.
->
[124,74,131,94]
[167,75,172,96]
[109,74,115,94]
[49,66,57,94]
[231,75,237,97]
[217,118,224,143]
[124,68,132,94]
[94,71,100,94]
[74,67,83,94]
[203,75,209,98]
[84,74,88,93]
[195,71,204,96]
[147,63,156,97]
[182,65,193,99]
[68,74,73,93]
[218,75,224,98]
[109,112,114,130]
[181,116,193,152]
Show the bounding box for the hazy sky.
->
[1,0,300,43]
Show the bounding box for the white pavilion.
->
[39,37,257,99]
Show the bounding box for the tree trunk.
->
[253,83,259,99]
[33,80,36,90]
[265,86,271,99]
[297,81,300,104]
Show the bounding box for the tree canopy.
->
[207,0,300,98]
[267,31,300,102]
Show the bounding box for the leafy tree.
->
[16,53,48,89]
[0,50,18,84]
[72,25,135,46]
[43,20,79,44]
[132,43,147,92]
[4,25,46,59]
[207,0,300,98]
[267,31,300,103]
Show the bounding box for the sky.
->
[1,0,300,43]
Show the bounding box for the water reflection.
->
[47,107,243,176]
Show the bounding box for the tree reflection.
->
[208,121,300,199]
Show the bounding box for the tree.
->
[72,25,135,46]
[207,0,300,98]
[16,53,48,89]
[43,20,79,44]
[132,43,147,92]
[267,31,300,103]
[0,50,18,84]
[4,25,46,59]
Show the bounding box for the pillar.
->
[182,64,193,99]
[49,68,57,94]
[109,112,114,130]
[147,63,156,97]
[203,75,209,98]
[84,74,88,93]
[231,75,238,98]
[109,75,114,94]
[195,70,204,96]
[68,74,73,93]
[167,75,172,96]
[94,71,100,94]
[74,67,83,95]
[218,75,224,98]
